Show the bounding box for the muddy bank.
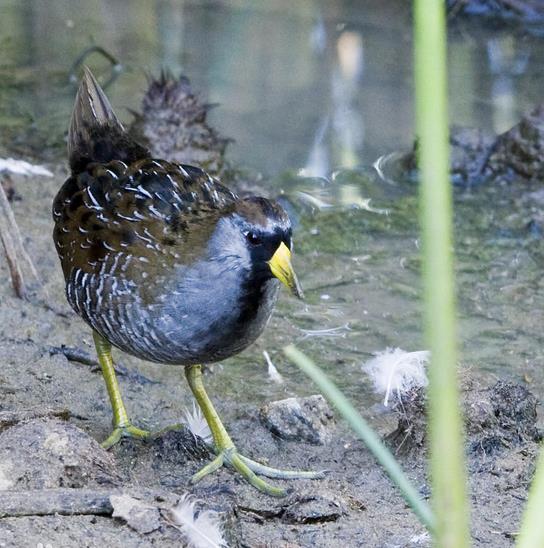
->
[0,167,540,545]
[448,0,544,24]
[400,103,544,188]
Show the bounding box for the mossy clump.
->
[130,72,230,178]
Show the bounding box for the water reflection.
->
[487,34,531,131]
[301,26,366,178]
[333,29,365,168]
[2,1,544,172]
[449,18,544,134]
[0,0,415,172]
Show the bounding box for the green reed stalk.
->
[284,345,436,533]
[517,447,544,546]
[414,1,470,546]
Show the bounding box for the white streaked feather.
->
[167,494,226,548]
[183,401,212,443]
[362,348,430,406]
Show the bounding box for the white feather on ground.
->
[263,350,284,384]
[167,494,226,548]
[183,401,212,443]
[362,348,430,406]
[0,158,53,177]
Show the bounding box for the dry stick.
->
[0,230,25,298]
[0,179,42,298]
[0,489,114,518]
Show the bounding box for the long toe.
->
[229,452,287,497]
[237,455,328,480]
[101,424,150,449]
[190,447,325,497]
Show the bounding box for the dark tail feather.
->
[68,67,149,172]
[68,67,124,160]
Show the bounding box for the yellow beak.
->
[267,241,304,299]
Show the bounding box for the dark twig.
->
[48,345,159,385]
[0,174,21,202]
[69,46,123,90]
[49,345,97,366]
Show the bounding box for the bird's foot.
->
[191,446,327,497]
[101,423,150,449]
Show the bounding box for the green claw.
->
[101,423,150,449]
[190,448,287,497]
[229,452,287,497]
[93,331,150,450]
[237,454,328,480]
[191,453,225,483]
[185,363,325,497]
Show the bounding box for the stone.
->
[259,395,334,445]
[0,418,119,490]
[282,492,345,524]
[110,494,161,534]
[487,104,544,180]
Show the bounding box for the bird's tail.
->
[68,67,149,172]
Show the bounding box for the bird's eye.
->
[245,231,262,245]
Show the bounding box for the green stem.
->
[414,1,470,546]
[284,345,436,534]
[517,444,544,547]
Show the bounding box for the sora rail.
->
[52,68,323,496]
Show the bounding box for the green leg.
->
[93,331,150,449]
[185,364,325,497]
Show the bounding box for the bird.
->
[52,67,323,496]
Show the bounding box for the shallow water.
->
[3,0,544,404]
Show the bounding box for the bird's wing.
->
[53,158,237,283]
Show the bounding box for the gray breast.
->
[145,265,281,365]
[67,255,280,366]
